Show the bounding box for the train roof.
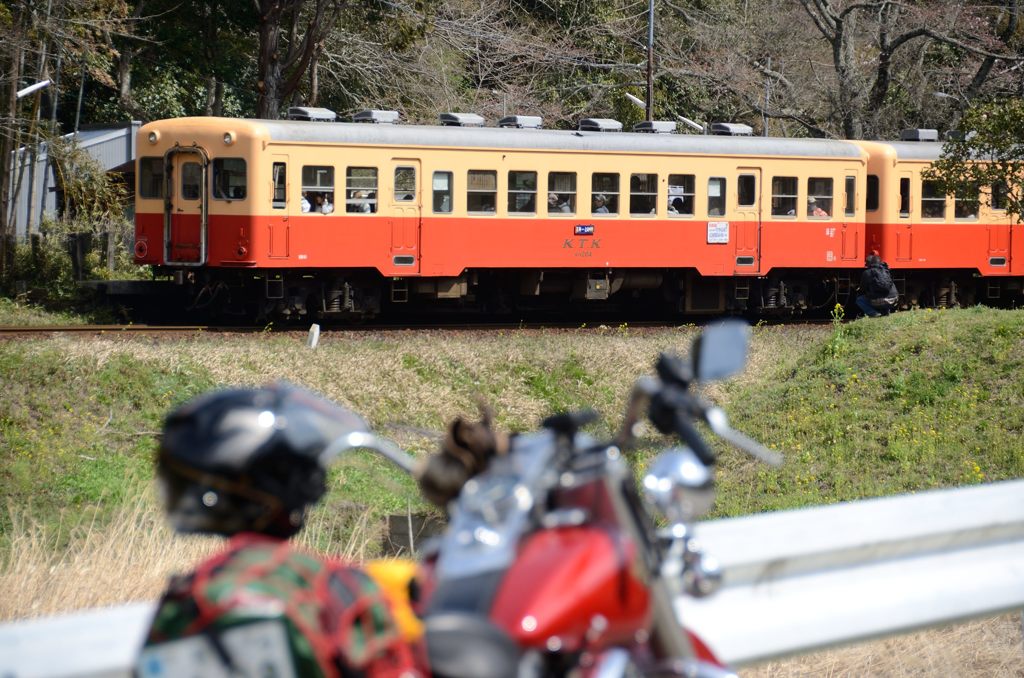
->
[857,140,945,162]
[260,120,866,158]
[207,118,866,159]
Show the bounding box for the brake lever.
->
[704,406,783,467]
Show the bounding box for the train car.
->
[856,133,1024,308]
[133,112,876,321]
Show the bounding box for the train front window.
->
[921,180,945,219]
[467,170,497,213]
[630,173,657,215]
[433,172,453,213]
[394,167,416,203]
[771,177,797,217]
[181,162,201,200]
[707,177,726,217]
[807,177,833,218]
[272,162,286,209]
[508,171,537,214]
[212,158,247,200]
[592,173,619,215]
[139,157,163,199]
[346,167,378,213]
[302,165,335,214]
[954,184,979,220]
[667,174,694,216]
[547,172,576,215]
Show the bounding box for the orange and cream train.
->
[132,114,1023,320]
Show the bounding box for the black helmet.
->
[156,382,368,538]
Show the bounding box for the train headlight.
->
[134,240,149,259]
[147,131,159,144]
[223,132,235,146]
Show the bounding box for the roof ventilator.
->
[900,128,939,142]
[353,109,400,124]
[710,122,753,136]
[287,107,337,122]
[578,118,623,132]
[633,121,677,134]
[440,112,485,127]
[498,115,543,129]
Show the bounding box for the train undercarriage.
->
[146,266,1024,324]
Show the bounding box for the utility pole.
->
[646,0,655,121]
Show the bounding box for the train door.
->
[733,168,761,273]
[895,171,913,261]
[163,146,209,265]
[387,159,421,273]
[269,155,290,258]
[840,172,860,261]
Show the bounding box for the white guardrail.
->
[2,479,1023,676]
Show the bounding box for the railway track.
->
[0,318,835,337]
[0,324,211,336]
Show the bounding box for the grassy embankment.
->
[1,301,1022,674]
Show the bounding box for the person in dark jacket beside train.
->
[856,252,899,317]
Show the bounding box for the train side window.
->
[346,167,377,213]
[467,170,497,213]
[272,162,286,209]
[899,177,910,218]
[954,183,979,220]
[920,179,944,219]
[547,172,576,215]
[139,157,164,199]
[866,175,879,211]
[212,158,247,201]
[433,171,453,213]
[707,177,726,217]
[508,171,537,214]
[991,181,1008,211]
[394,166,416,203]
[845,176,856,217]
[302,165,335,214]
[770,176,797,217]
[807,177,832,217]
[667,174,694,216]
[737,174,756,207]
[181,162,201,200]
[592,173,619,214]
[630,173,657,215]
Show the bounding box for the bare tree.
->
[254,0,342,119]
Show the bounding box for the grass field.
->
[1,302,1022,675]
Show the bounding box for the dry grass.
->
[0,489,391,622]
[743,615,1024,677]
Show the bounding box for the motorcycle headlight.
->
[642,447,714,524]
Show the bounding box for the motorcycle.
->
[326,319,783,678]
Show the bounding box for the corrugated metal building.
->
[7,121,140,239]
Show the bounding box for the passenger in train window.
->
[301,192,312,213]
[593,194,609,214]
[808,197,828,217]
[548,192,571,213]
[315,193,334,214]
[669,197,685,214]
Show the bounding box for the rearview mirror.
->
[691,320,750,382]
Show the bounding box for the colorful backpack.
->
[138,534,417,678]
